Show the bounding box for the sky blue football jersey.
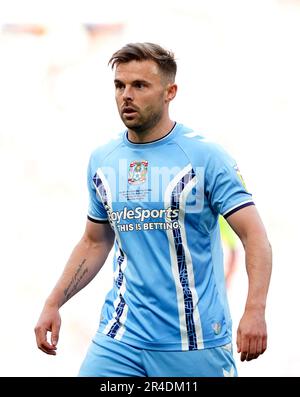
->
[87,122,254,351]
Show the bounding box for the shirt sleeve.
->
[205,144,254,219]
[86,155,109,223]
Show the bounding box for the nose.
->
[122,85,133,102]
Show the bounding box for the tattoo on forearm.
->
[64,259,88,301]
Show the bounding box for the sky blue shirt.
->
[87,122,254,351]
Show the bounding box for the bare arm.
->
[226,205,272,362]
[34,220,115,355]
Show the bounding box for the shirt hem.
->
[87,214,109,223]
[223,201,254,219]
[96,330,231,351]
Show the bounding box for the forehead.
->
[114,60,161,82]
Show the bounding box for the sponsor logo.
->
[104,205,180,232]
[234,164,247,190]
[104,205,178,224]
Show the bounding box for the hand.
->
[34,304,61,355]
[236,307,267,362]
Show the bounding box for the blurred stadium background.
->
[0,0,299,376]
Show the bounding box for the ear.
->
[165,83,177,103]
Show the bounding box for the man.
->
[34,42,272,377]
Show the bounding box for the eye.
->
[134,81,146,89]
[114,82,124,90]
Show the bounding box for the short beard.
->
[124,110,163,134]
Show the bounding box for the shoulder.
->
[175,124,233,165]
[89,131,124,165]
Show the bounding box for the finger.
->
[256,336,263,355]
[246,352,259,361]
[34,325,48,348]
[248,338,261,360]
[252,340,260,359]
[261,335,267,354]
[236,331,241,353]
[38,342,57,355]
[248,336,257,355]
[39,348,56,355]
[35,326,57,354]
[245,335,256,361]
[240,336,249,362]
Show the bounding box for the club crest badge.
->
[212,322,221,335]
[128,160,148,185]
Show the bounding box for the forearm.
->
[45,236,112,309]
[226,206,272,360]
[243,232,272,312]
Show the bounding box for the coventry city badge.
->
[128,160,148,185]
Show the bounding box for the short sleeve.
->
[87,155,109,223]
[205,144,254,219]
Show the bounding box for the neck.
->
[127,118,175,144]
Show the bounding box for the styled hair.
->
[108,42,177,82]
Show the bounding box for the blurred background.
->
[0,0,299,377]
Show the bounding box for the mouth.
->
[122,106,138,116]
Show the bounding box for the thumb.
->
[51,323,60,347]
